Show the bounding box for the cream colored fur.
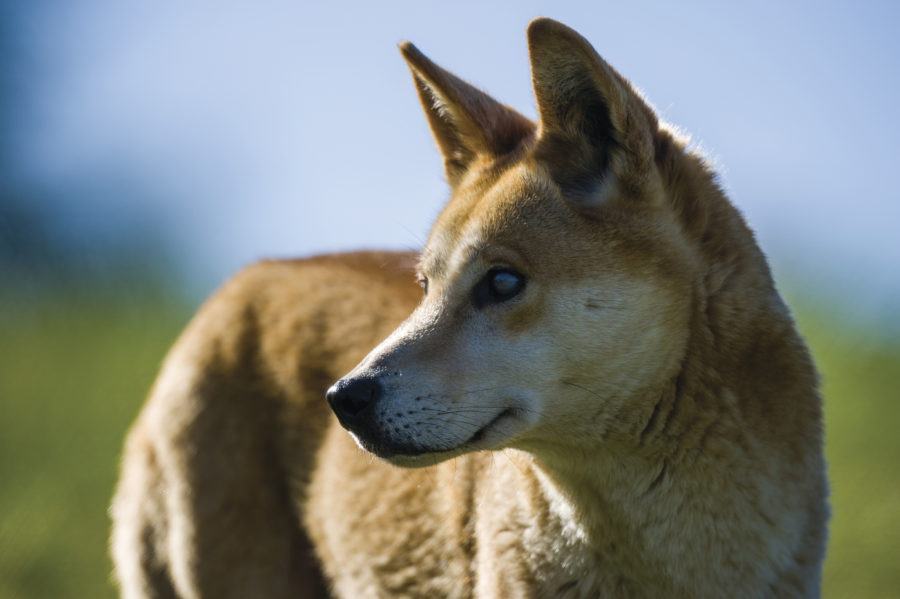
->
[111,18,828,598]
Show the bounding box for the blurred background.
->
[1,1,897,597]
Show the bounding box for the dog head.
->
[327,18,705,467]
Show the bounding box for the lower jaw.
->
[352,434,461,466]
[356,408,518,466]
[386,451,462,469]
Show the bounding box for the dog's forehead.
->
[420,165,570,277]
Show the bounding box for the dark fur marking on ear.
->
[534,127,616,203]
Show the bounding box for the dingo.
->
[111,18,828,598]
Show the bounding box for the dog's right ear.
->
[399,42,535,189]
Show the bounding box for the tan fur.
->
[111,18,828,598]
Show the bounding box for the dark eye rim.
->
[474,267,526,307]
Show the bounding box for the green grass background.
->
[0,287,897,598]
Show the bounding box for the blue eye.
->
[474,268,526,306]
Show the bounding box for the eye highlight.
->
[474,268,526,307]
[417,275,428,296]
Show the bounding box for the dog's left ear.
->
[400,41,536,190]
[528,18,658,208]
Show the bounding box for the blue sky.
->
[7,0,900,325]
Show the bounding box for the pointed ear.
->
[527,18,657,205]
[399,41,535,189]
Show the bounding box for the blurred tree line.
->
[0,1,184,312]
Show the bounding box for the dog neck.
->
[494,432,714,594]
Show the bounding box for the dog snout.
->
[326,376,381,425]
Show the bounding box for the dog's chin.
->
[349,408,521,469]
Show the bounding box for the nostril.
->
[326,377,381,421]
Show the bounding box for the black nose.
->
[326,377,381,424]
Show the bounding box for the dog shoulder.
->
[122,250,422,504]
